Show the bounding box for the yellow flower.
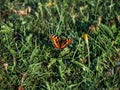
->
[83,34,90,67]
[83,34,88,40]
[83,34,89,46]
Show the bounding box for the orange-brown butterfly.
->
[49,35,72,49]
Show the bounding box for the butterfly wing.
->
[60,39,72,49]
[49,35,61,49]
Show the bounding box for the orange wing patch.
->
[61,39,72,49]
[49,35,72,49]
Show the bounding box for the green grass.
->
[0,0,120,90]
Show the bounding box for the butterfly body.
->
[49,35,72,49]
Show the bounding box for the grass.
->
[0,0,120,90]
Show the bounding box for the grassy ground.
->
[0,0,120,90]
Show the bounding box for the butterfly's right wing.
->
[49,35,61,49]
[60,39,72,49]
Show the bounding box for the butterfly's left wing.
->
[49,35,61,49]
[60,39,72,49]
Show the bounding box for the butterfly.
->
[49,35,72,49]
